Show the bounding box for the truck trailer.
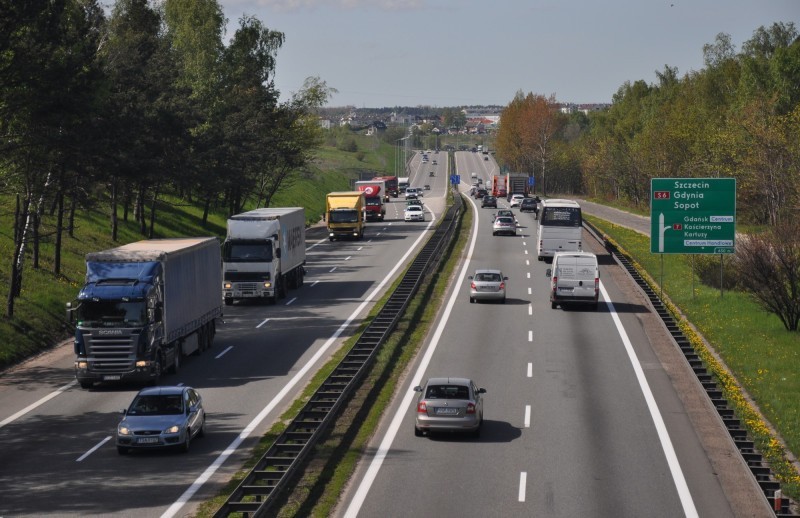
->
[491,175,507,197]
[327,191,366,241]
[355,181,386,221]
[398,177,410,194]
[506,173,531,199]
[371,175,398,199]
[67,238,222,388]
[222,207,306,305]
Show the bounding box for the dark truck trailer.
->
[67,238,222,388]
[506,173,531,199]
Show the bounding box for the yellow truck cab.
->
[326,191,366,241]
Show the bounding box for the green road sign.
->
[650,178,736,254]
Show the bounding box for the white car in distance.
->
[404,205,425,222]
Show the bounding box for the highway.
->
[335,151,770,517]
[0,152,450,517]
[0,150,769,517]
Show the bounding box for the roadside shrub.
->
[687,254,742,290]
[733,221,800,331]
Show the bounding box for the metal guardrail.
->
[583,220,798,517]
[213,190,464,517]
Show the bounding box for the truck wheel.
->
[329,237,334,242]
[170,349,180,374]
[224,298,233,306]
[117,446,128,455]
[150,354,163,385]
[79,381,93,389]
[551,301,557,309]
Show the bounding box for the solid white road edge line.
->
[161,205,439,518]
[0,380,76,429]
[600,281,698,517]
[342,191,480,518]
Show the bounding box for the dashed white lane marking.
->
[519,472,527,502]
[527,363,533,377]
[215,346,233,359]
[330,266,338,273]
[256,318,270,328]
[77,436,112,462]
[528,330,533,342]
[345,256,352,261]
[528,287,532,295]
[528,304,532,316]
[285,298,297,306]
[524,405,531,428]
[311,280,320,287]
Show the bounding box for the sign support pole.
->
[661,254,664,300]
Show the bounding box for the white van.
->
[546,252,599,310]
[537,199,582,260]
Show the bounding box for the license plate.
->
[558,287,574,292]
[103,375,121,381]
[435,407,459,415]
[138,437,159,444]
[479,286,495,291]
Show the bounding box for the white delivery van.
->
[546,251,599,310]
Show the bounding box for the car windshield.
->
[474,272,502,282]
[497,217,514,224]
[128,394,184,416]
[425,385,470,399]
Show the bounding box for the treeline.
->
[0,0,333,317]
[497,22,800,227]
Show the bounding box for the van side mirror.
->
[545,269,552,277]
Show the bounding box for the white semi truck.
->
[222,207,306,305]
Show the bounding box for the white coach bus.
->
[536,199,583,261]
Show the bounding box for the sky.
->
[216,0,799,108]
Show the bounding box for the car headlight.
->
[118,426,131,436]
[165,425,180,434]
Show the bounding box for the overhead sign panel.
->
[650,178,736,254]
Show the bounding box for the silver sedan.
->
[116,385,205,454]
[468,269,507,303]
[492,216,516,236]
[414,377,486,438]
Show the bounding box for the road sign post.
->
[650,178,736,254]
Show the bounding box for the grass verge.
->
[193,191,471,517]
[585,214,800,498]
